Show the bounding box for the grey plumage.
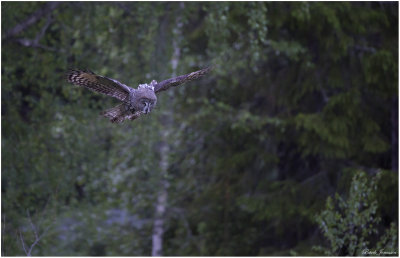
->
[66,67,211,123]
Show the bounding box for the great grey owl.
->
[66,67,211,123]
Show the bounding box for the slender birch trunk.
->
[151,4,184,256]
[151,139,170,256]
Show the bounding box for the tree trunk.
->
[151,139,170,256]
[151,4,184,256]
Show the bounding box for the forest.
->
[1,2,398,256]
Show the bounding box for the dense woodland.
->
[1,2,398,256]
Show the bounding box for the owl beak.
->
[143,103,150,114]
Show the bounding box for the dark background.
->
[2,2,398,256]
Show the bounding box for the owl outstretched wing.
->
[154,66,212,94]
[67,69,131,102]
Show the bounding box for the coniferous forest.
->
[2,2,398,256]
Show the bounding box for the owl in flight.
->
[66,67,211,123]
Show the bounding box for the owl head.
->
[133,88,157,114]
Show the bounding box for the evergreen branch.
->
[13,14,61,52]
[4,2,60,39]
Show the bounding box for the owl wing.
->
[67,69,131,102]
[154,66,212,94]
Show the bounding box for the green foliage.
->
[314,170,398,256]
[2,2,398,256]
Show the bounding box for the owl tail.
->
[100,104,127,123]
[100,104,143,123]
